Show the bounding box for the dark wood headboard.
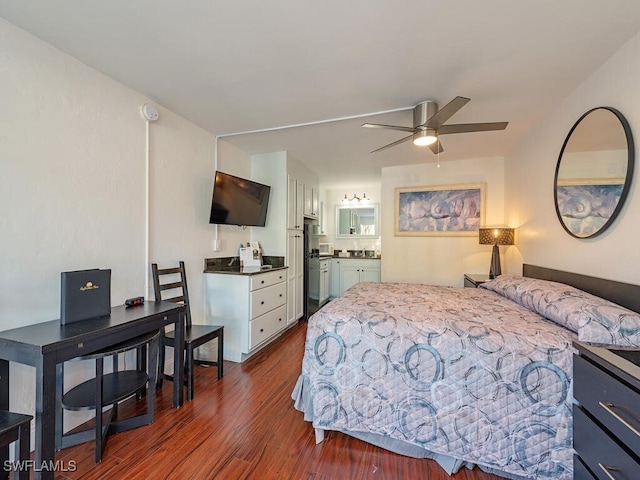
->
[523,264,640,314]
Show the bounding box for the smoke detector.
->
[141,103,159,122]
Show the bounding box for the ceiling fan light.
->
[413,129,437,146]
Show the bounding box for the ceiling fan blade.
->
[429,139,443,154]
[362,123,416,134]
[371,133,414,153]
[438,122,508,135]
[425,96,470,129]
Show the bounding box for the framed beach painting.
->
[395,183,485,236]
[555,178,625,238]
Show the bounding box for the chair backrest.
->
[151,261,192,327]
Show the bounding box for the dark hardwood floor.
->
[52,321,506,480]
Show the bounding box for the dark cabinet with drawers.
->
[573,341,640,479]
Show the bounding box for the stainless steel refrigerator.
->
[303,220,319,320]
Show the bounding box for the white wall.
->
[504,30,640,284]
[148,107,219,321]
[251,151,288,256]
[381,157,506,286]
[0,18,222,433]
[208,140,254,258]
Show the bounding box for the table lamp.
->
[478,227,515,279]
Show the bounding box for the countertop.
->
[321,254,381,259]
[204,265,288,276]
[204,256,287,275]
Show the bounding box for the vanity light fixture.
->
[342,193,369,204]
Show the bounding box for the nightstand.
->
[573,341,640,479]
[463,273,490,288]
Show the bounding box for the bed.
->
[292,264,640,479]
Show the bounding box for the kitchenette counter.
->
[328,252,381,259]
[204,256,286,275]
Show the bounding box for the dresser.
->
[204,268,288,362]
[573,341,640,479]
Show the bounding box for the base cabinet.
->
[330,259,341,298]
[319,258,330,306]
[205,269,288,363]
[331,258,380,297]
[309,259,319,301]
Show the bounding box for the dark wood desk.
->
[0,301,185,480]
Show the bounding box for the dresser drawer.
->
[574,405,640,479]
[574,455,596,480]
[574,354,640,454]
[250,269,286,291]
[250,281,286,318]
[250,304,286,350]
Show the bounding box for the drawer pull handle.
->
[279,294,283,297]
[261,280,265,284]
[598,463,622,480]
[261,301,265,305]
[260,328,264,333]
[599,401,640,437]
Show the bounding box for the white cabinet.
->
[318,201,327,235]
[330,259,341,298]
[289,176,319,227]
[308,258,319,301]
[336,259,381,296]
[287,176,304,230]
[303,184,319,219]
[310,258,331,306]
[204,269,288,362]
[287,230,304,325]
[319,258,331,306]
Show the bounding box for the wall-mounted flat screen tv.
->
[208,171,271,227]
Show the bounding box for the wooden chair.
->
[151,261,224,401]
[57,329,160,463]
[0,411,32,480]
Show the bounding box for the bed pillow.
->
[480,275,640,347]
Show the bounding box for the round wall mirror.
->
[554,107,634,238]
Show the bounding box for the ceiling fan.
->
[362,96,508,154]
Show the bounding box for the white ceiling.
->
[2,1,640,188]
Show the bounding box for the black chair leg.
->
[186,345,194,401]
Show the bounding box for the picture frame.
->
[395,183,485,236]
[555,178,625,237]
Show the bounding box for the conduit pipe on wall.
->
[141,103,159,299]
[211,105,414,250]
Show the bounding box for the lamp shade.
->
[478,228,515,246]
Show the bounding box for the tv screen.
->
[209,171,271,227]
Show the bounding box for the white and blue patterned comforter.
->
[293,282,576,479]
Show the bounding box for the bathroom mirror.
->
[336,203,379,238]
[554,107,634,238]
